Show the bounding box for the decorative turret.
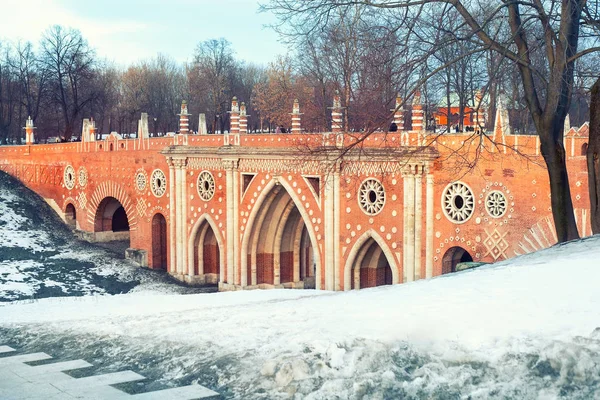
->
[178,100,191,134]
[24,116,35,145]
[330,91,343,134]
[411,91,424,132]
[89,118,97,142]
[239,102,248,134]
[225,96,241,146]
[391,95,404,132]
[229,97,240,135]
[291,99,302,134]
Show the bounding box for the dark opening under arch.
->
[350,237,393,289]
[65,203,76,227]
[442,246,473,274]
[151,213,167,270]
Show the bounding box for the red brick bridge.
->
[0,96,591,291]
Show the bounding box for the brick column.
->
[291,99,302,134]
[391,95,404,132]
[414,165,422,280]
[178,101,191,134]
[425,168,434,279]
[402,165,419,282]
[239,102,248,134]
[223,158,239,286]
[411,91,424,132]
[226,97,240,146]
[329,92,344,147]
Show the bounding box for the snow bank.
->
[2,236,600,398]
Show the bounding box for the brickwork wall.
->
[0,123,591,291]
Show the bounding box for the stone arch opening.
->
[191,218,221,284]
[151,213,167,270]
[93,196,130,242]
[582,142,588,156]
[350,237,393,289]
[442,246,473,274]
[65,203,76,227]
[244,184,317,289]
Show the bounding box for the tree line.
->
[1,18,594,145]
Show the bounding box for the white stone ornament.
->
[151,169,167,197]
[77,167,88,188]
[486,190,507,218]
[442,182,475,223]
[64,165,75,190]
[197,171,215,201]
[135,169,148,192]
[358,178,385,215]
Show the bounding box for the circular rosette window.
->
[486,190,507,218]
[197,171,215,201]
[151,169,167,197]
[64,165,75,190]
[442,182,475,223]
[78,167,88,188]
[135,169,148,192]
[358,178,385,215]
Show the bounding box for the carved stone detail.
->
[151,169,167,197]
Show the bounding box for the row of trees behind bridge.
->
[0,21,594,144]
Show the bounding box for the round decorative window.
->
[151,169,167,197]
[135,169,148,192]
[197,171,215,201]
[486,190,507,218]
[64,165,75,190]
[78,167,88,187]
[358,178,385,215]
[442,182,474,223]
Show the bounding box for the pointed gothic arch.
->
[187,214,225,284]
[64,202,77,227]
[151,213,168,270]
[344,230,399,290]
[241,178,321,289]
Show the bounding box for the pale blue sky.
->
[0,0,289,66]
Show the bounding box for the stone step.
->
[0,345,220,399]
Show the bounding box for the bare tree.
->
[39,25,99,140]
[263,0,600,243]
[192,38,237,133]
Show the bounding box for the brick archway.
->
[241,178,321,289]
[86,181,137,231]
[344,230,399,290]
[187,214,224,283]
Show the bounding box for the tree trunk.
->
[588,77,600,234]
[539,123,580,242]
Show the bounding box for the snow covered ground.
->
[2,171,600,398]
[2,235,600,398]
[0,171,213,301]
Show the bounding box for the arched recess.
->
[65,203,77,227]
[344,230,399,290]
[86,181,137,231]
[241,178,321,289]
[582,142,589,156]
[187,214,225,284]
[151,213,167,270]
[442,246,473,274]
[92,196,131,242]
